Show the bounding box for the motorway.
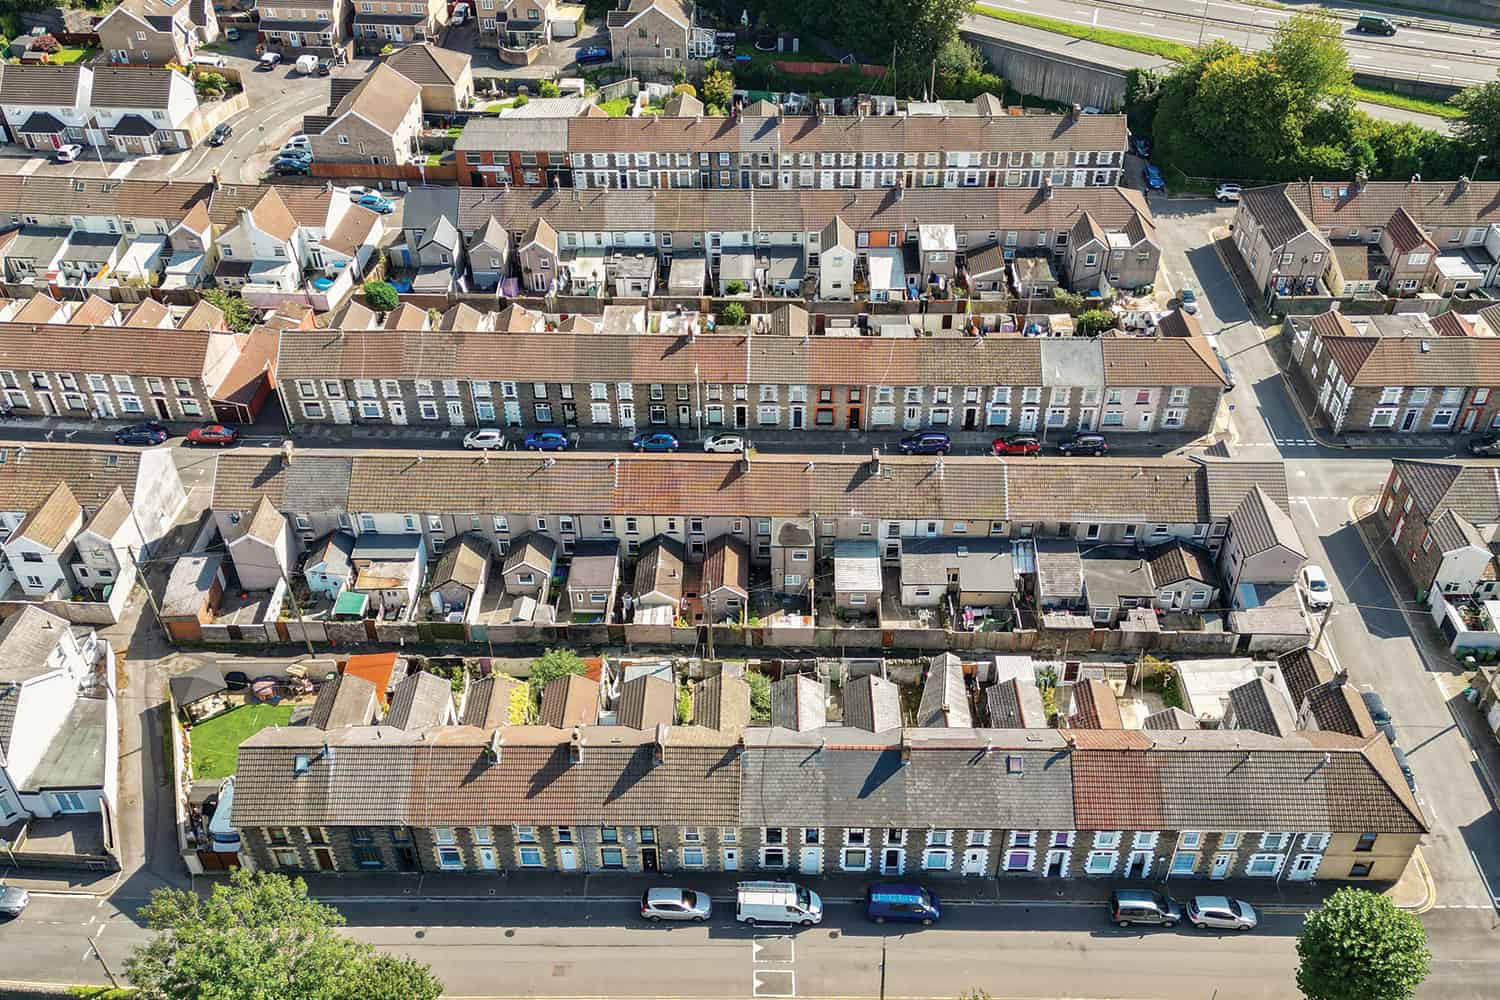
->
[972,0,1500,86]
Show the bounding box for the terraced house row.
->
[274,322,1227,436]
[453,103,1128,191]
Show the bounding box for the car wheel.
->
[693,915,706,923]
[528,445,538,451]
[744,918,757,927]
[939,447,950,455]
[921,918,932,926]
[1237,924,1251,931]
[1117,919,1131,927]
[647,915,660,923]
[874,916,886,925]
[1163,920,1176,928]
[800,919,814,927]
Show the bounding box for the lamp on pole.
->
[1474,153,1489,182]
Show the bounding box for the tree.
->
[1296,888,1429,1000]
[195,72,227,98]
[538,80,560,98]
[673,82,698,98]
[1267,11,1350,114]
[363,279,399,312]
[1452,73,1500,168]
[702,63,734,112]
[1074,309,1116,336]
[721,301,748,325]
[528,648,586,696]
[125,869,443,1000]
[202,288,253,333]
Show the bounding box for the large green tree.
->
[756,0,970,96]
[125,869,443,1000]
[1452,72,1500,170]
[1295,888,1429,1000]
[1267,11,1350,115]
[528,647,587,696]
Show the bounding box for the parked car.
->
[225,25,241,41]
[865,883,941,925]
[451,2,470,24]
[1215,183,1242,203]
[736,881,822,927]
[52,144,83,163]
[632,430,681,452]
[640,887,711,923]
[1468,434,1500,457]
[462,428,507,450]
[1215,349,1236,389]
[1356,13,1397,35]
[281,134,311,151]
[992,434,1041,456]
[1300,564,1333,610]
[356,193,395,215]
[294,53,319,75]
[1361,690,1397,744]
[1145,163,1165,192]
[703,431,747,453]
[1179,287,1199,314]
[1110,890,1181,928]
[257,51,282,70]
[208,123,232,146]
[272,161,310,176]
[1187,896,1257,931]
[576,45,611,65]
[522,429,572,451]
[1056,432,1109,456]
[1391,745,1417,790]
[317,58,334,76]
[0,885,30,918]
[1130,134,1152,157]
[276,146,313,161]
[113,422,169,446]
[897,430,951,455]
[345,185,373,202]
[186,424,239,447]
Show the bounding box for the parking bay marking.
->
[751,970,795,998]
[751,935,794,964]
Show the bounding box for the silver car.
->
[703,432,747,454]
[0,885,30,917]
[1187,895,1257,931]
[640,887,711,922]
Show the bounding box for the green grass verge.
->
[49,47,97,65]
[189,703,294,780]
[599,97,631,117]
[1349,83,1461,119]
[972,5,1192,62]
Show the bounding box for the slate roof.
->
[0,444,144,511]
[1143,707,1200,731]
[616,673,675,730]
[330,63,422,135]
[985,677,1044,728]
[0,607,72,684]
[1239,184,1320,249]
[90,66,178,109]
[702,534,747,597]
[770,673,825,732]
[11,482,81,552]
[833,539,881,594]
[1303,678,1377,739]
[566,538,619,590]
[461,673,523,729]
[0,65,87,106]
[428,532,490,591]
[1196,459,1291,521]
[306,531,355,578]
[0,323,211,378]
[539,673,599,729]
[1227,677,1297,737]
[1228,484,1305,558]
[1145,540,1215,588]
[385,671,454,730]
[82,487,132,540]
[309,672,379,730]
[690,672,751,733]
[842,673,903,733]
[917,654,971,728]
[385,43,471,86]
[502,532,557,575]
[632,535,685,601]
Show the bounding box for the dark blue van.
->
[865,883,941,925]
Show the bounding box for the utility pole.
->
[127,544,167,635]
[278,565,318,659]
[1313,600,1335,650]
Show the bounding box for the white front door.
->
[799,847,821,875]
[1139,410,1153,431]
[1210,853,1232,879]
[619,402,635,429]
[478,847,498,870]
[558,847,578,871]
[723,847,739,871]
[961,847,987,876]
[1019,408,1038,432]
[903,405,921,429]
[447,400,464,425]
[389,401,406,425]
[1044,849,1070,878]
[1286,854,1319,881]
[1079,408,1096,431]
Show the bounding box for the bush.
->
[747,671,771,721]
[724,279,746,296]
[1051,288,1085,311]
[675,683,693,724]
[202,288,253,333]
[673,82,697,98]
[528,648,586,697]
[721,302,748,325]
[363,279,399,312]
[513,93,529,107]
[538,80,560,98]
[196,71,227,97]
[1075,309,1117,336]
[702,65,734,110]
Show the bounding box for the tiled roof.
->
[0,444,144,510]
[539,673,599,728]
[1154,308,1200,340]
[917,653,971,728]
[1304,679,1377,739]
[1385,206,1435,253]
[331,63,422,136]
[842,674,903,733]
[309,672,379,730]
[342,651,403,707]
[1145,540,1214,587]
[10,482,80,552]
[1308,310,1359,338]
[177,299,225,331]
[0,65,87,106]
[701,534,747,596]
[616,674,674,730]
[690,672,750,733]
[0,176,210,223]
[323,205,380,257]
[89,66,178,110]
[83,487,132,540]
[1427,509,1484,553]
[1283,178,1500,233]
[429,532,489,590]
[770,673,825,731]
[1069,730,1426,834]
[1099,337,1226,386]
[123,298,171,329]
[1227,677,1296,737]
[385,43,471,86]
[460,673,523,728]
[1196,459,1291,521]
[0,323,211,378]
[502,532,557,575]
[1240,185,1317,248]
[632,535,685,600]
[384,671,453,730]
[243,495,284,545]
[1143,707,1199,730]
[1277,647,1335,710]
[1391,459,1500,520]
[1067,678,1122,730]
[208,183,332,230]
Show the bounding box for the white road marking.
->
[1294,497,1321,528]
[751,971,794,998]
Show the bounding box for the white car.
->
[1215,183,1242,203]
[462,428,507,450]
[703,432,746,453]
[1187,896,1257,931]
[258,51,282,69]
[52,144,83,163]
[1301,565,1333,610]
[452,2,470,24]
[345,185,373,202]
[281,133,310,152]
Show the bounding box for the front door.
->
[39,393,56,416]
[1210,853,1232,879]
[619,402,635,429]
[790,406,804,429]
[903,405,921,429]
[962,407,978,430]
[1463,408,1479,432]
[1019,408,1038,432]
[1125,850,1151,878]
[153,397,169,419]
[1401,408,1420,431]
[396,846,418,871]
[447,400,464,425]
[1286,854,1319,881]
[723,847,739,871]
[734,405,747,428]
[1139,410,1153,431]
[1044,849,1069,878]
[559,847,579,871]
[389,401,406,425]
[314,848,335,871]
[642,847,659,872]
[1079,408,1096,431]
[846,406,861,429]
[479,847,498,870]
[799,847,821,875]
[881,848,902,875]
[961,847,987,876]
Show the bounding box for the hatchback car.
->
[1361,690,1397,743]
[704,432,746,453]
[114,422,169,446]
[208,123,233,146]
[53,144,83,164]
[186,424,239,447]
[225,25,241,41]
[317,58,334,76]
[357,193,395,215]
[865,883,941,925]
[257,51,282,70]
[0,885,30,918]
[1391,745,1417,790]
[522,429,572,451]
[1110,890,1181,928]
[1145,163,1165,192]
[1468,434,1500,457]
[1300,564,1333,609]
[276,146,313,162]
[1131,134,1152,157]
[898,431,951,455]
[992,434,1040,456]
[1179,287,1199,314]
[1187,896,1257,931]
[1215,183,1242,203]
[272,161,310,176]
[1057,432,1109,456]
[576,45,611,65]
[641,887,711,922]
[463,428,507,450]
[632,431,681,452]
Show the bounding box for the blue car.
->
[897,430,951,455]
[114,422,169,446]
[631,431,680,452]
[523,429,572,451]
[576,45,610,65]
[1145,163,1165,192]
[356,193,395,215]
[865,883,941,926]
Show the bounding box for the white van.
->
[295,53,319,75]
[191,53,226,69]
[735,881,823,927]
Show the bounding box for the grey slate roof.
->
[1080,548,1153,607]
[691,672,751,733]
[0,607,71,683]
[1143,707,1200,731]
[1039,338,1104,388]
[400,186,461,240]
[0,65,87,106]
[460,673,523,728]
[842,673,903,733]
[770,673,826,732]
[168,663,225,707]
[161,553,222,617]
[917,654,971,728]
[1034,539,1083,602]
[901,537,1014,593]
[1227,677,1297,737]
[454,115,572,153]
[309,672,379,730]
[1277,647,1335,710]
[566,539,620,589]
[1228,485,1305,559]
[89,66,176,109]
[616,674,675,730]
[1303,678,1377,739]
[385,671,454,730]
[306,531,355,577]
[984,678,1044,729]
[350,533,421,561]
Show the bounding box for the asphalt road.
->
[972,0,1500,86]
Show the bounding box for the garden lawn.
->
[49,47,98,65]
[189,703,294,780]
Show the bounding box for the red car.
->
[992,434,1041,456]
[186,424,239,447]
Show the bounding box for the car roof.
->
[1194,895,1231,909]
[645,887,689,903]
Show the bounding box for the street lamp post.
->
[1197,0,1210,46]
[1474,154,1489,182]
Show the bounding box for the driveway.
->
[447,19,610,83]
